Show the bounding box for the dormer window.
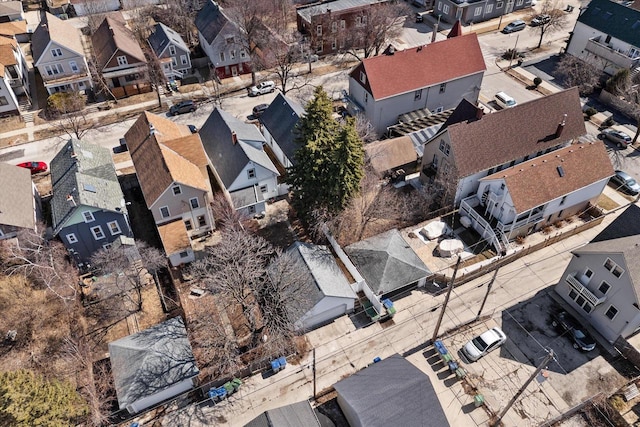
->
[169,45,176,55]
[172,185,182,195]
[51,48,62,57]
[247,168,256,179]
[83,211,95,223]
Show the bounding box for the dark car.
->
[188,124,198,134]
[551,311,596,351]
[530,14,551,26]
[610,170,640,195]
[252,103,269,117]
[599,129,632,148]
[17,161,48,174]
[169,100,196,116]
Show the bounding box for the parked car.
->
[495,91,517,109]
[248,81,275,97]
[187,124,198,134]
[599,129,632,148]
[610,170,640,195]
[461,327,507,362]
[551,311,596,352]
[415,12,425,23]
[17,161,48,174]
[303,53,319,63]
[169,100,196,116]
[112,138,128,154]
[252,103,269,117]
[502,20,526,34]
[530,14,551,26]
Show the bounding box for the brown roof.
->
[124,112,208,207]
[32,13,84,65]
[481,142,613,212]
[365,136,418,175]
[0,163,36,230]
[158,219,190,255]
[349,33,485,100]
[91,12,145,70]
[447,87,586,177]
[0,43,16,66]
[0,21,27,37]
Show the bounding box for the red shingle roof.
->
[349,33,485,100]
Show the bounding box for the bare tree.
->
[46,91,93,140]
[604,68,640,143]
[210,192,247,231]
[555,54,602,95]
[530,0,568,49]
[353,113,378,143]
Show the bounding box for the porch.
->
[585,36,638,70]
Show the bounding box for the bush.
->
[610,395,626,411]
[585,107,597,117]
[602,117,615,128]
[533,76,542,87]
[502,48,524,60]
[46,92,86,118]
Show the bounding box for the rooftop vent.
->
[557,166,565,177]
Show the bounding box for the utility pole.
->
[492,349,555,427]
[432,256,462,343]
[476,268,499,319]
[312,348,316,398]
[509,34,520,69]
[431,14,441,43]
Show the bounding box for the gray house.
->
[333,354,450,427]
[555,206,640,343]
[109,316,199,414]
[260,93,304,169]
[434,0,533,25]
[148,22,192,80]
[245,400,321,427]
[50,139,133,269]
[0,163,41,240]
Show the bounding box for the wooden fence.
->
[111,83,153,99]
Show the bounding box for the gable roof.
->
[124,112,208,207]
[349,33,485,100]
[158,219,191,255]
[447,19,463,38]
[298,0,390,22]
[32,12,84,65]
[482,142,613,212]
[195,0,233,44]
[345,229,431,295]
[148,22,189,56]
[592,204,640,243]
[0,42,16,66]
[92,12,145,70]
[333,354,449,427]
[199,108,278,188]
[444,87,586,177]
[0,1,22,17]
[260,93,304,163]
[108,316,199,410]
[0,163,36,230]
[245,401,321,427]
[577,0,640,48]
[50,139,126,234]
[0,21,27,38]
[365,135,419,176]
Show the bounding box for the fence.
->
[111,83,153,99]
[599,90,640,121]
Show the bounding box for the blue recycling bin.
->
[277,357,287,369]
[373,356,382,363]
[271,359,281,372]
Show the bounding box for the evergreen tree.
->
[286,87,364,220]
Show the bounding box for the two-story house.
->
[0,1,24,23]
[296,0,392,56]
[195,0,250,79]
[434,0,534,25]
[50,139,133,269]
[566,0,640,75]
[555,206,640,343]
[148,22,191,80]
[70,0,119,17]
[259,93,304,170]
[348,33,485,135]
[91,12,149,89]
[32,13,93,95]
[200,107,280,216]
[0,36,22,114]
[0,163,41,240]
[124,112,215,267]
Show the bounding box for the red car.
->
[17,161,48,174]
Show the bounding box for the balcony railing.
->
[496,211,544,235]
[460,196,503,252]
[566,274,606,306]
[585,37,635,69]
[42,70,89,84]
[8,77,21,87]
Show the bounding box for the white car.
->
[248,81,275,97]
[462,327,507,362]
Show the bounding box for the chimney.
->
[66,195,76,207]
[555,114,567,138]
[231,131,238,144]
[475,106,483,120]
[417,45,423,52]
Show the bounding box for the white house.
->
[148,22,191,80]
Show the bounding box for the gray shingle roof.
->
[108,316,199,410]
[298,0,390,23]
[333,354,449,427]
[578,0,640,49]
[0,163,36,230]
[148,22,188,57]
[260,93,304,163]
[345,229,431,295]
[245,400,321,427]
[50,139,126,234]
[200,108,278,188]
[195,0,232,44]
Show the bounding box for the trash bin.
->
[373,356,382,363]
[271,359,281,373]
[277,357,287,369]
[474,394,485,407]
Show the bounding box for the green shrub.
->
[585,107,597,117]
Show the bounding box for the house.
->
[70,0,119,17]
[420,88,587,208]
[0,1,24,23]
[566,0,640,75]
[296,0,392,56]
[0,163,41,240]
[434,0,534,25]
[200,107,280,216]
[108,316,199,414]
[333,354,450,427]
[245,400,321,427]
[284,241,357,330]
[259,93,304,170]
[555,205,640,343]
[460,142,613,253]
[32,13,93,95]
[195,0,250,79]
[148,22,192,80]
[365,135,421,179]
[121,0,159,10]
[0,20,29,43]
[0,32,29,113]
[91,12,149,89]
[46,0,70,15]
[50,139,133,268]
[345,229,431,297]
[123,112,215,266]
[347,33,485,135]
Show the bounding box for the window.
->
[364,92,368,103]
[69,61,79,72]
[45,64,63,75]
[0,96,7,106]
[172,185,182,195]
[51,48,62,57]
[414,89,422,100]
[560,195,567,205]
[437,2,442,11]
[331,22,337,33]
[439,139,450,156]
[240,50,247,58]
[67,233,78,244]
[331,39,337,50]
[91,226,105,240]
[474,6,482,16]
[485,4,493,13]
[83,211,95,222]
[516,0,523,5]
[171,57,177,67]
[340,20,346,29]
[230,50,236,60]
[604,258,624,278]
[181,55,188,65]
[190,197,199,209]
[169,45,176,55]
[439,83,446,93]
[443,4,449,14]
[247,169,256,179]
[124,73,139,82]
[103,243,112,250]
[585,268,593,278]
[260,185,268,193]
[582,303,593,314]
[226,36,235,44]
[184,219,193,231]
[180,251,189,258]
[360,71,366,84]
[107,220,121,235]
[605,305,618,320]
[317,25,322,36]
[598,281,610,295]
[248,205,256,214]
[496,0,503,7]
[117,56,128,66]
[219,52,225,62]
[160,206,170,218]
[197,215,206,227]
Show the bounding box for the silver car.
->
[462,327,507,362]
[599,129,633,148]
